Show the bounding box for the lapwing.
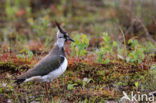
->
[15,23,74,85]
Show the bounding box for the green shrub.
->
[70,34,89,58]
[28,16,50,37]
[97,32,117,64]
[17,49,34,61]
[126,39,145,63]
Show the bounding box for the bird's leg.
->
[63,77,66,97]
[48,82,51,89]
[48,82,51,99]
[45,82,49,99]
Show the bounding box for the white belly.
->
[41,57,68,82]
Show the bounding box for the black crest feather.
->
[55,21,66,34]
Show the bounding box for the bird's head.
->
[56,22,74,43]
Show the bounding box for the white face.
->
[57,30,63,38]
[57,30,66,48]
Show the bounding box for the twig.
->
[119,27,127,58]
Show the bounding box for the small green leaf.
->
[67,83,77,90]
[28,51,33,60]
[113,41,117,47]
[104,59,110,64]
[0,88,3,93]
[118,54,124,60]
[135,82,139,89]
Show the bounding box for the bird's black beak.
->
[67,36,75,42]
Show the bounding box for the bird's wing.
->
[17,54,65,80]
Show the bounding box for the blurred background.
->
[0,0,155,54]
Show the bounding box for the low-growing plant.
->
[17,54,25,60]
[17,49,34,61]
[134,81,139,90]
[5,0,31,21]
[149,64,156,88]
[27,50,34,60]
[150,64,156,76]
[67,83,78,90]
[82,78,92,89]
[70,34,89,59]
[80,96,99,103]
[97,32,117,64]
[5,0,17,21]
[0,88,3,93]
[28,16,50,37]
[126,39,145,63]
[143,42,156,59]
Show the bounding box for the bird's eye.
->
[64,34,68,38]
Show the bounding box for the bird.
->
[14,23,74,85]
